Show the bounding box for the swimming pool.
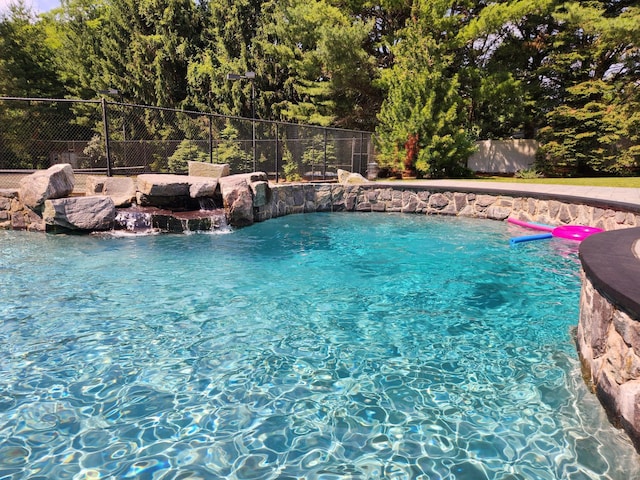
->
[1,213,638,479]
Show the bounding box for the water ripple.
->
[1,216,639,478]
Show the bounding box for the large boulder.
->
[19,164,75,209]
[43,196,116,231]
[217,172,270,225]
[137,174,191,197]
[137,173,218,200]
[251,180,269,207]
[231,172,270,207]
[337,168,369,185]
[187,176,219,198]
[85,176,136,207]
[218,175,256,227]
[136,174,194,209]
[188,161,230,178]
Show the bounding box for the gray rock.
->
[429,193,450,209]
[188,161,230,178]
[85,176,136,207]
[346,173,369,184]
[137,173,219,201]
[228,171,268,184]
[187,176,219,198]
[0,189,19,199]
[619,382,640,440]
[486,205,511,220]
[251,181,269,207]
[19,164,75,208]
[43,196,116,231]
[137,174,190,196]
[220,172,269,207]
[219,175,255,227]
[337,169,350,183]
[337,168,369,184]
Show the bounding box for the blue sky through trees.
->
[0,0,59,14]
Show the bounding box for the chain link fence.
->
[0,97,376,189]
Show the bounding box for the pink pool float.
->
[551,225,604,241]
[507,217,603,245]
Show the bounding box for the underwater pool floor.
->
[0,213,639,479]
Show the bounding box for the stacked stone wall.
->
[5,181,640,231]
[578,276,640,450]
[255,184,640,230]
[0,189,45,231]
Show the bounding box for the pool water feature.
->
[0,213,638,479]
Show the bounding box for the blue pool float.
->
[509,233,554,245]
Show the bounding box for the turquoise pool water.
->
[0,213,638,479]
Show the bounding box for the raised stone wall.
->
[577,227,640,451]
[255,183,640,230]
[577,276,640,449]
[0,189,45,231]
[4,181,639,232]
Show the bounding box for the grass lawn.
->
[473,176,640,188]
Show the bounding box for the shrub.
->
[168,140,208,173]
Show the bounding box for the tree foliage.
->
[535,2,640,175]
[167,139,208,173]
[0,2,67,98]
[0,0,639,177]
[97,0,200,107]
[185,0,263,117]
[254,0,380,129]
[375,1,476,178]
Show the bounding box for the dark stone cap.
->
[580,227,640,320]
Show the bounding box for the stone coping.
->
[579,227,640,321]
[372,180,640,215]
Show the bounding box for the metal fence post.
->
[323,128,328,179]
[275,123,280,183]
[351,137,355,172]
[208,114,213,164]
[101,98,113,177]
[360,132,365,175]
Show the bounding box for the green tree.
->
[456,0,556,139]
[253,0,380,128]
[281,142,301,181]
[535,2,640,175]
[214,121,252,172]
[186,0,264,117]
[0,2,67,97]
[301,133,337,176]
[537,79,640,176]
[168,139,208,173]
[97,0,202,107]
[47,0,107,100]
[0,3,76,168]
[375,1,475,178]
[81,133,106,168]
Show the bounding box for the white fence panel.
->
[468,140,539,173]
